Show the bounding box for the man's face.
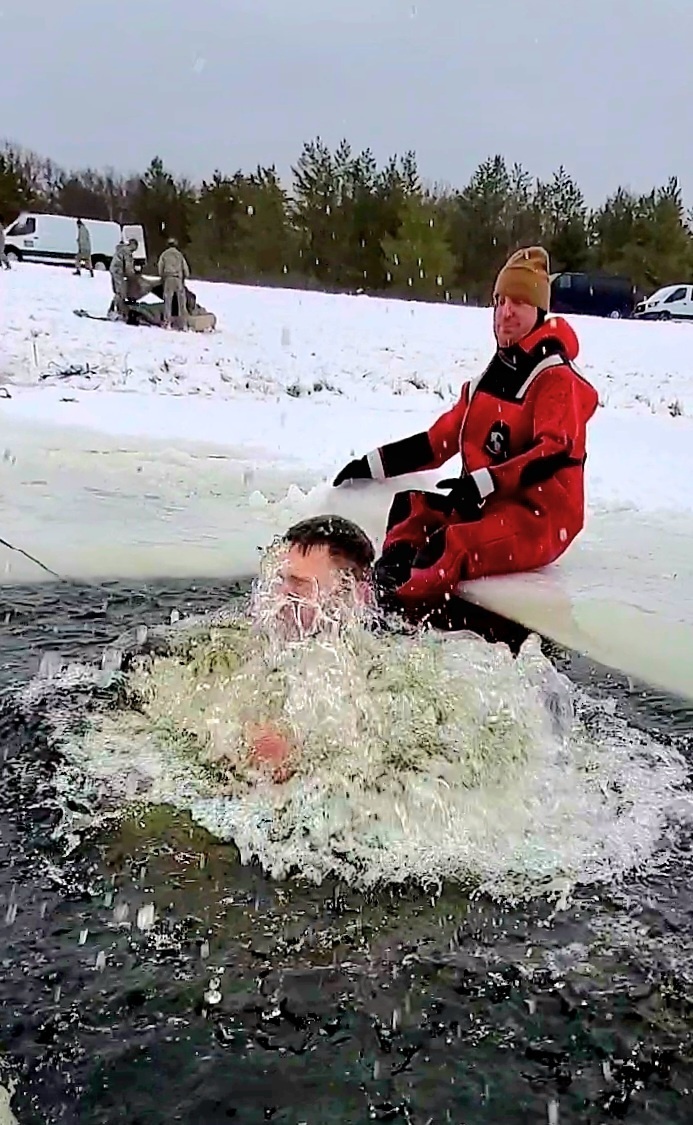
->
[493,295,539,348]
[264,544,368,640]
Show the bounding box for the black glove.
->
[436,475,485,520]
[333,456,372,487]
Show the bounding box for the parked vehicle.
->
[633,284,693,321]
[550,271,639,319]
[2,213,147,270]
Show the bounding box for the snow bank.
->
[3,265,693,416]
[1,264,692,525]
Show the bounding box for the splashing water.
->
[18,562,692,904]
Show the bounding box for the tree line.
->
[1,137,691,301]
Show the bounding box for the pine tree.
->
[591,178,692,290]
[136,157,196,261]
[382,193,456,298]
[0,145,34,222]
[232,166,297,280]
[450,155,540,298]
[192,171,242,278]
[534,166,589,272]
[55,169,112,221]
[292,137,350,285]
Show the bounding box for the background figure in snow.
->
[157,238,190,329]
[109,236,137,317]
[0,222,11,269]
[74,219,93,276]
[333,246,599,625]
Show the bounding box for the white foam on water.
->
[0,1082,18,1125]
[27,585,692,904]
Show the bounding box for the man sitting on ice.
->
[332,246,599,624]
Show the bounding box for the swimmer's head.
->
[252,515,376,640]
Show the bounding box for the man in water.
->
[332,246,599,624]
[107,514,376,784]
[254,513,376,640]
[244,514,376,778]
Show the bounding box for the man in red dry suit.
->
[332,246,599,621]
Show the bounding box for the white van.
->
[2,213,147,270]
[633,284,693,321]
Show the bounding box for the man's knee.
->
[386,490,416,532]
[411,525,450,571]
[386,489,451,534]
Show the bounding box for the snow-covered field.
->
[1,264,692,698]
[3,264,693,517]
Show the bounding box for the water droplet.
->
[113,902,130,924]
[136,904,156,932]
[204,977,222,1005]
[39,651,63,679]
[101,646,123,672]
[125,771,141,799]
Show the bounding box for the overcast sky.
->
[3,0,691,203]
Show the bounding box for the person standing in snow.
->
[109,237,137,317]
[332,246,599,624]
[0,223,11,270]
[157,237,190,329]
[74,219,93,276]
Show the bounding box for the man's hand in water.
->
[247,724,295,783]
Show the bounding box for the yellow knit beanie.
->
[494,246,551,311]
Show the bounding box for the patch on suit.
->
[484,421,511,461]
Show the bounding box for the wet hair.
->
[283,515,375,578]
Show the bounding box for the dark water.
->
[2,580,693,1124]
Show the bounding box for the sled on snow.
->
[73,275,217,332]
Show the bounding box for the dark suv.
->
[550,272,639,319]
